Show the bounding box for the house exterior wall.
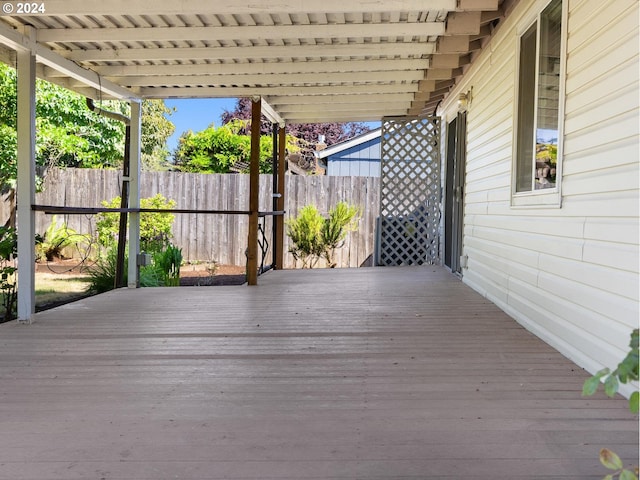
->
[440,0,639,386]
[326,137,381,177]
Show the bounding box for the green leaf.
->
[619,469,638,480]
[604,374,619,397]
[600,448,623,470]
[582,375,601,397]
[603,475,614,480]
[629,391,639,414]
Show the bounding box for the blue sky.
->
[165,98,237,153]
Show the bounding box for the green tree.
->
[141,99,175,171]
[173,120,273,174]
[0,63,176,191]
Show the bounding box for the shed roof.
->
[317,127,381,159]
[0,0,509,124]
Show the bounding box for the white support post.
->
[127,101,142,288]
[16,48,36,322]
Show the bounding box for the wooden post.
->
[271,124,278,269]
[246,97,261,286]
[275,126,286,270]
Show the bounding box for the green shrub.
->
[0,226,17,321]
[86,244,182,294]
[286,205,325,268]
[583,328,639,414]
[287,202,360,268]
[86,248,119,294]
[35,216,79,261]
[321,202,360,268]
[582,328,639,480]
[153,244,182,287]
[96,193,176,253]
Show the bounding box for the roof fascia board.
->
[317,129,381,159]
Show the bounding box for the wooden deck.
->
[0,267,637,479]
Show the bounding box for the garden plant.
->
[287,202,360,268]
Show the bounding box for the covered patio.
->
[1,267,636,479]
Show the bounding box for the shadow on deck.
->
[0,266,637,479]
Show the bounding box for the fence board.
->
[9,169,380,269]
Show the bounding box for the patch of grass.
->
[35,273,92,306]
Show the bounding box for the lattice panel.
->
[378,117,441,266]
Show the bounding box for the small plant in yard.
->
[287,205,324,268]
[287,202,360,268]
[321,202,361,268]
[0,226,17,321]
[153,244,182,286]
[582,328,639,480]
[35,216,79,261]
[86,244,182,293]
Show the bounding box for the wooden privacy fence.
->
[4,168,380,269]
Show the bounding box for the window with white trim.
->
[515,0,563,194]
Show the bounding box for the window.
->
[515,0,564,195]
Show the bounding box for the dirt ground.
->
[35,259,247,286]
[178,263,246,286]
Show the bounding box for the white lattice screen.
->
[377,116,441,266]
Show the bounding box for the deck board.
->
[0,267,637,479]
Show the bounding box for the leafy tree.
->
[141,99,175,171]
[221,97,371,146]
[173,120,273,174]
[0,63,176,192]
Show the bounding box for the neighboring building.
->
[317,128,381,177]
[437,0,638,393]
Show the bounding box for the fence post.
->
[246,97,261,286]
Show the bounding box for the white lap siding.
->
[441,0,639,393]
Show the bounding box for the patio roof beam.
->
[274,101,407,113]
[64,43,436,63]
[104,70,427,88]
[282,113,385,123]
[139,83,420,99]
[260,100,285,127]
[38,0,456,16]
[266,93,415,105]
[87,59,431,78]
[38,22,446,44]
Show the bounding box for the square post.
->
[275,126,286,270]
[271,123,278,269]
[16,48,36,322]
[246,97,261,285]
[127,101,142,288]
